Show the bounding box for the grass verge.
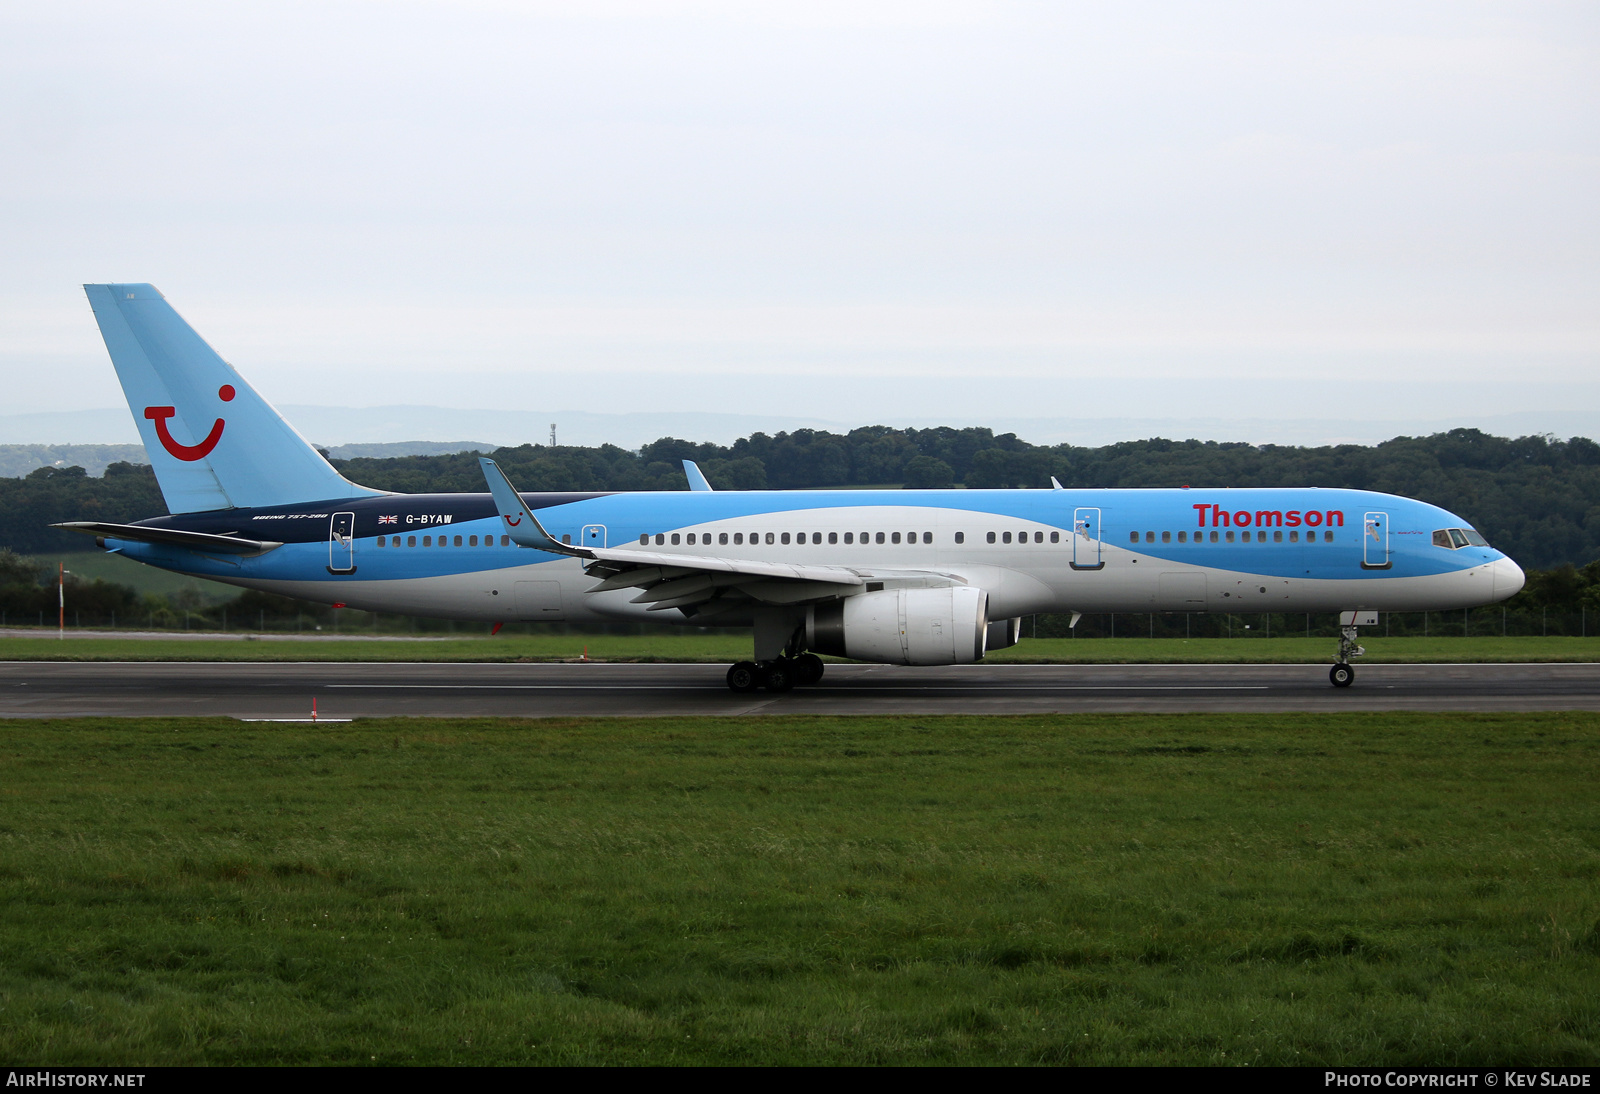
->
[2,634,1599,663]
[1,712,1596,1065]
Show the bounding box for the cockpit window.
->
[1433,527,1491,549]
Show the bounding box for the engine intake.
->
[807,586,988,665]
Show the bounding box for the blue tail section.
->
[84,284,383,513]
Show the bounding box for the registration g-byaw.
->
[59,284,1526,691]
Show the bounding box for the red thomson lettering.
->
[1255,510,1283,527]
[1234,510,1251,528]
[1213,505,1231,528]
[1193,503,1211,527]
[1327,511,1344,527]
[1306,510,1323,527]
[1286,511,1302,526]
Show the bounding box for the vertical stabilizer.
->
[83,284,382,512]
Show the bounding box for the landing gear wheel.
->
[727,661,761,693]
[794,653,825,686]
[1329,663,1354,688]
[761,658,796,693]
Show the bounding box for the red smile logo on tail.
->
[145,385,234,461]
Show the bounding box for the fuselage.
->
[107,485,1525,624]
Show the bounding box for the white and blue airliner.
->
[58,284,1526,691]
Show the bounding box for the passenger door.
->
[328,512,356,574]
[1070,507,1104,570]
[1361,511,1391,570]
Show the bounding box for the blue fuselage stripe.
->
[111,486,1505,587]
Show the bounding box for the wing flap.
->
[586,545,866,587]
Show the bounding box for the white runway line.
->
[326,683,1274,692]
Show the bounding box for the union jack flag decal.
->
[378,514,398,525]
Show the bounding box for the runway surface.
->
[3,661,1599,718]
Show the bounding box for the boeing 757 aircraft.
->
[57,284,1526,691]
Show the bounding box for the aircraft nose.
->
[1491,556,1525,600]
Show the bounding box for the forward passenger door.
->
[1361,511,1391,570]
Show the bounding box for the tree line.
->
[3,426,1600,571]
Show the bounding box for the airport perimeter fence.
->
[0,604,1595,641]
[1033,607,1594,640]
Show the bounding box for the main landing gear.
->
[727,653,825,693]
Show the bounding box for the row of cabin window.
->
[376,534,512,548]
[985,531,1060,544]
[1132,529,1336,544]
[643,531,939,547]
[640,531,1075,547]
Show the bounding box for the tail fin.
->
[83,284,382,513]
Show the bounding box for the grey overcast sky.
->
[3,1,1598,441]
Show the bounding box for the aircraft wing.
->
[478,457,963,614]
[53,521,283,556]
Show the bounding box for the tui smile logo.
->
[145,385,234,461]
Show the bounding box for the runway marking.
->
[327,683,1274,692]
[238,718,354,723]
[11,661,1600,668]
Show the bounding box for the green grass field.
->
[1,713,1596,1065]
[33,552,239,604]
[2,633,1599,664]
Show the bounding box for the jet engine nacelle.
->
[806,586,989,666]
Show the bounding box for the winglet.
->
[478,457,587,557]
[683,459,714,492]
[1050,476,1065,491]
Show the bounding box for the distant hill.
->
[0,441,494,478]
[0,445,148,479]
[6,404,1600,452]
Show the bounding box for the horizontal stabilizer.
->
[53,521,283,556]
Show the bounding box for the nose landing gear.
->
[1331,610,1375,688]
